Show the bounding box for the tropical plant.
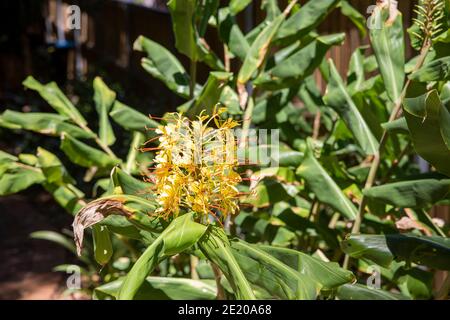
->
[1,0,450,300]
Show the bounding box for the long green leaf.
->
[403,89,450,176]
[118,213,207,300]
[198,227,256,299]
[94,276,216,300]
[341,234,450,270]
[255,33,345,90]
[275,0,339,43]
[369,4,405,103]
[109,101,159,133]
[297,139,357,220]
[22,76,87,125]
[93,77,116,146]
[133,35,192,98]
[363,178,450,208]
[60,134,120,169]
[324,60,379,155]
[0,110,94,139]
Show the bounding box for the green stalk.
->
[343,42,431,269]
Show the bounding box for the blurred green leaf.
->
[403,89,450,176]
[0,110,94,139]
[94,276,216,300]
[22,76,87,125]
[363,178,450,208]
[118,213,207,300]
[60,134,120,169]
[255,34,345,90]
[341,234,450,270]
[110,101,159,133]
[93,77,116,146]
[133,35,192,98]
[369,5,405,103]
[324,60,379,155]
[296,139,357,220]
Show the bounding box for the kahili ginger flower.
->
[146,109,241,224]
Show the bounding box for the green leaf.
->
[237,11,288,84]
[197,227,256,300]
[381,117,409,134]
[118,213,207,300]
[30,231,78,256]
[363,178,450,208]
[337,283,409,300]
[339,1,366,38]
[257,245,355,290]
[167,0,197,60]
[60,134,120,169]
[0,110,94,139]
[218,8,250,61]
[94,276,216,300]
[43,183,85,215]
[341,234,450,270]
[22,76,87,125]
[110,101,159,133]
[93,77,116,146]
[369,5,405,103]
[229,239,320,299]
[133,36,192,98]
[0,166,45,196]
[37,147,74,185]
[92,224,113,265]
[229,0,252,15]
[110,167,153,198]
[296,139,357,220]
[323,60,379,155]
[184,71,232,116]
[409,56,450,82]
[275,0,339,43]
[403,89,450,176]
[255,33,345,90]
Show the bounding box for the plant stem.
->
[435,272,450,300]
[190,255,199,280]
[125,132,144,174]
[189,60,197,99]
[351,43,431,235]
[343,42,431,269]
[78,122,118,159]
[224,44,230,72]
[212,263,226,300]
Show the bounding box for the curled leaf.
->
[73,198,131,256]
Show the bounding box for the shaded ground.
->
[0,190,75,299]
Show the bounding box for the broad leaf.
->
[275,0,339,43]
[403,89,450,176]
[296,139,357,220]
[0,110,93,139]
[341,234,450,270]
[118,213,207,300]
[324,60,379,155]
[369,4,405,103]
[60,134,120,169]
[94,276,216,300]
[23,76,87,125]
[337,283,409,300]
[109,101,159,133]
[133,36,192,98]
[363,178,450,208]
[255,34,345,90]
[93,77,116,146]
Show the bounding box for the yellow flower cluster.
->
[148,111,241,223]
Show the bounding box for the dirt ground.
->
[0,191,76,299]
